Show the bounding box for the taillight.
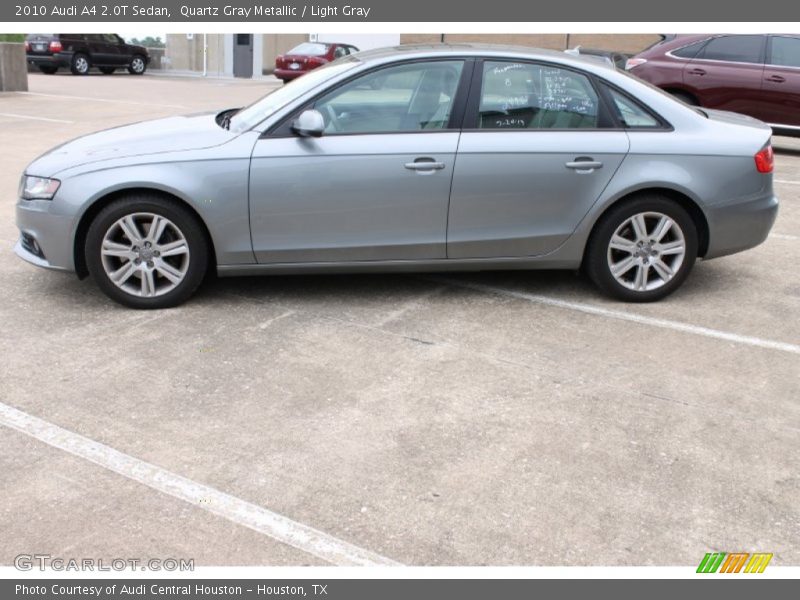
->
[49,40,63,53]
[625,58,647,71]
[276,55,284,67]
[307,57,326,67]
[754,145,774,174]
[24,40,30,51]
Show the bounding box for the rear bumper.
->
[273,68,306,80]
[27,53,71,68]
[704,192,778,259]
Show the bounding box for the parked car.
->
[274,42,359,82]
[25,33,150,76]
[565,46,628,69]
[626,34,800,135]
[16,45,777,308]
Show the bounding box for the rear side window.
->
[605,87,661,128]
[671,40,707,59]
[696,35,764,64]
[477,61,600,129]
[769,36,800,68]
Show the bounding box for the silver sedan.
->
[15,44,778,308]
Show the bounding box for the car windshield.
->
[288,42,329,56]
[228,57,360,132]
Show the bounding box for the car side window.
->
[313,60,464,134]
[333,46,347,59]
[671,40,707,59]
[605,87,660,128]
[477,61,600,130]
[769,36,800,68]
[696,35,764,64]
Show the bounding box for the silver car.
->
[16,44,778,309]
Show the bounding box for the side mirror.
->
[291,109,325,138]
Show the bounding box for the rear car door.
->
[447,60,629,259]
[683,35,767,119]
[762,35,800,128]
[248,59,469,263]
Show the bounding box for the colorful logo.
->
[697,552,773,573]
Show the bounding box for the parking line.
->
[0,401,401,567]
[431,277,800,355]
[775,179,800,185]
[772,233,799,241]
[17,91,186,109]
[0,112,74,124]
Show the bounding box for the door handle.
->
[566,159,603,171]
[404,158,446,171]
[688,68,706,76]
[765,74,786,83]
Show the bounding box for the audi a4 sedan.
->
[15,45,778,309]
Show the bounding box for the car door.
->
[683,35,767,119]
[249,59,468,263]
[447,60,629,259]
[762,35,800,128]
[86,34,113,65]
[109,34,132,66]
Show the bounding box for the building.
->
[162,33,661,78]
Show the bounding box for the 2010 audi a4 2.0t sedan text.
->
[15,45,779,309]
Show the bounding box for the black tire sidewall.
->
[586,196,698,302]
[85,197,209,309]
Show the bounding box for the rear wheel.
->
[38,65,58,74]
[585,195,698,302]
[70,53,90,75]
[99,66,116,75]
[85,195,209,309]
[128,55,147,75]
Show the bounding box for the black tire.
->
[99,66,116,75]
[670,91,698,106]
[85,195,209,309]
[70,52,90,75]
[38,66,58,75]
[127,55,147,75]
[585,195,698,302]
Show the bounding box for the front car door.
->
[683,35,767,120]
[762,35,800,128]
[249,59,469,263]
[447,60,629,258]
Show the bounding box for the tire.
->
[38,66,58,75]
[670,91,698,106]
[585,195,698,302]
[85,195,209,309]
[127,55,147,75]
[99,66,116,75]
[70,52,90,75]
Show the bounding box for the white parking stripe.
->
[432,277,800,355]
[772,233,799,241]
[17,91,186,109]
[775,179,800,185]
[0,112,74,124]
[0,402,401,567]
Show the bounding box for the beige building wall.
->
[262,33,308,74]
[164,34,227,75]
[400,33,661,54]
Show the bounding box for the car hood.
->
[26,112,235,176]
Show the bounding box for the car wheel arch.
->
[585,187,710,260]
[72,187,217,279]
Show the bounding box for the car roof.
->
[352,43,617,71]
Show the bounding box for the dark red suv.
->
[627,34,800,135]
[274,42,359,83]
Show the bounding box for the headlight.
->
[20,175,60,200]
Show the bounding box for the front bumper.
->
[704,193,779,259]
[15,199,76,272]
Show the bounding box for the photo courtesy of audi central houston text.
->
[1,21,799,587]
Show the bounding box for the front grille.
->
[20,232,45,259]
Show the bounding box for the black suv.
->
[26,34,150,76]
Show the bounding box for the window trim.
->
[461,58,621,132]
[265,57,476,138]
[766,35,800,70]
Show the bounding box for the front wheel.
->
[85,196,209,309]
[128,55,147,75]
[585,195,698,302]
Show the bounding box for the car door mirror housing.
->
[291,109,325,137]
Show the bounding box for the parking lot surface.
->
[1,72,798,566]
